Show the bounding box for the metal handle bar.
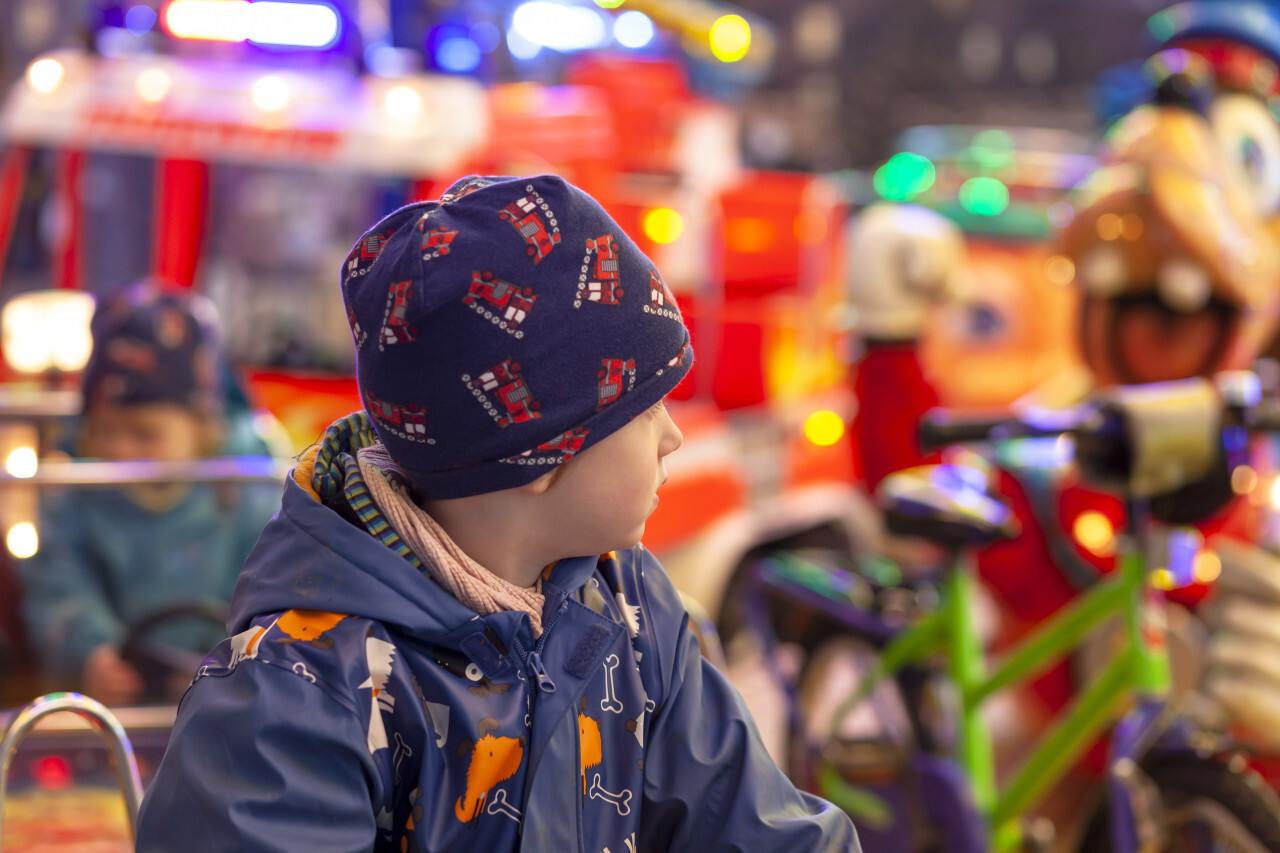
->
[0,455,291,487]
[919,407,1090,453]
[0,692,145,841]
[919,373,1280,501]
[921,372,1280,453]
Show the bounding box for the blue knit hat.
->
[81,281,222,416]
[342,175,693,499]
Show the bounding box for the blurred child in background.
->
[19,282,280,705]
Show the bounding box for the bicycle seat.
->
[876,464,1019,548]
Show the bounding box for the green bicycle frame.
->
[828,538,1170,850]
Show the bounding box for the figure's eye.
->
[1209,92,1280,215]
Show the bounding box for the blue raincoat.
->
[135,455,858,851]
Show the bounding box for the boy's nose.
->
[660,413,683,456]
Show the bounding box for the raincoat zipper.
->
[512,598,570,694]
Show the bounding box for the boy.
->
[135,176,859,851]
[19,283,280,705]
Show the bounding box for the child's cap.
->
[342,174,693,499]
[81,281,223,416]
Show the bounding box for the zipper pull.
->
[526,650,557,693]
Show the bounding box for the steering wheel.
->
[119,602,230,702]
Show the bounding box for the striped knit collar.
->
[310,412,423,571]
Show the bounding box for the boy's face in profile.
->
[538,398,683,558]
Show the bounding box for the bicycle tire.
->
[1077,755,1280,853]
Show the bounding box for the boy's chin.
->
[592,528,645,558]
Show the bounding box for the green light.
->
[973,128,1013,150]
[959,177,1009,216]
[1147,10,1176,43]
[872,152,935,200]
[968,128,1014,172]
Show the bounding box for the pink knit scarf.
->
[357,447,545,636]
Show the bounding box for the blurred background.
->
[4,0,1274,849]
[0,0,1167,172]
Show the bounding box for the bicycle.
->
[743,371,1280,852]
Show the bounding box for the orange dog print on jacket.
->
[274,610,348,649]
[455,717,525,825]
[579,701,602,794]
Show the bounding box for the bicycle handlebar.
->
[918,371,1278,504]
[918,408,1088,453]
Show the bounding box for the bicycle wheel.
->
[1077,755,1280,853]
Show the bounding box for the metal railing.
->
[0,455,293,487]
[0,692,146,841]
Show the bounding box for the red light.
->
[32,755,73,790]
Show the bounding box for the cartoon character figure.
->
[1050,9,1280,749]
[844,202,963,492]
[455,717,526,825]
[843,0,1280,773]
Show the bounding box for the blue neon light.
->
[438,36,482,73]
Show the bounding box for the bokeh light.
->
[5,447,37,479]
[1043,255,1075,286]
[614,11,655,49]
[512,2,607,52]
[7,523,38,559]
[804,410,845,446]
[958,177,1009,216]
[643,208,684,244]
[1072,510,1115,557]
[27,58,65,94]
[709,15,751,63]
[136,67,171,103]
[385,85,422,120]
[124,4,158,35]
[873,152,936,200]
[437,36,481,73]
[251,74,289,111]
